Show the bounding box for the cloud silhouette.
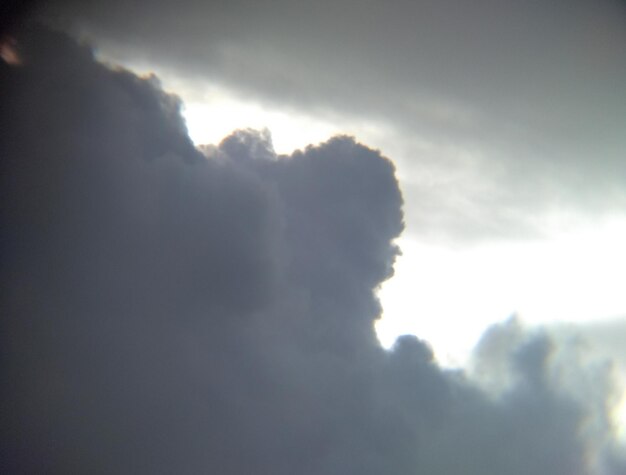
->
[41,0,626,241]
[1,25,624,474]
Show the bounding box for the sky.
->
[39,0,626,363]
[2,1,626,473]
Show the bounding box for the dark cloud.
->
[0,0,43,35]
[40,0,626,240]
[1,25,624,474]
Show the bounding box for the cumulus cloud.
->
[39,0,626,240]
[1,25,625,474]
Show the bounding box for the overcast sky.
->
[3,1,626,472]
[46,0,626,230]
[37,0,626,361]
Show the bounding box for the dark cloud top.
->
[1,25,624,474]
[40,0,626,236]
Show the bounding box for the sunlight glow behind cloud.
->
[177,96,626,369]
[176,94,626,374]
[182,86,626,444]
[377,217,626,365]
[183,91,341,155]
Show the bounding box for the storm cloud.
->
[39,0,626,241]
[1,25,625,474]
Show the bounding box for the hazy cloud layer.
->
[1,25,625,474]
[40,0,626,240]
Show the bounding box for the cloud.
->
[1,24,625,474]
[39,0,626,241]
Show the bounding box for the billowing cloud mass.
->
[1,25,625,474]
[40,0,626,241]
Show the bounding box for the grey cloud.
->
[471,317,626,474]
[550,318,626,384]
[41,0,626,240]
[1,25,625,474]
